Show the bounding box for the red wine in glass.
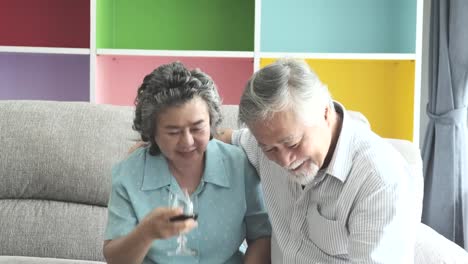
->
[170,213,198,222]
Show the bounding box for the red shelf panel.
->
[0,0,90,48]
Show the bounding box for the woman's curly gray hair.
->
[133,61,223,155]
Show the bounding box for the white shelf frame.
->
[0,47,415,62]
[412,0,424,146]
[0,46,89,55]
[89,0,97,103]
[258,52,416,60]
[253,0,262,72]
[94,50,417,60]
[96,49,254,58]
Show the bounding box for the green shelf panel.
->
[261,0,416,53]
[96,0,114,49]
[97,0,254,51]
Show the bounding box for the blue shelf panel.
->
[261,0,416,53]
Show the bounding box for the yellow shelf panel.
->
[260,58,415,141]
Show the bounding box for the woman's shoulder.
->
[111,147,148,183]
[117,146,148,167]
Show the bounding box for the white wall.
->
[419,0,431,149]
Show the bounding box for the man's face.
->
[154,97,211,166]
[249,109,332,185]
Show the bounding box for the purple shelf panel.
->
[0,53,89,101]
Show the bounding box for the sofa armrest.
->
[415,223,468,264]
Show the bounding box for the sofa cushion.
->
[0,100,139,206]
[0,199,107,261]
[415,223,468,263]
[0,256,105,264]
[0,100,139,261]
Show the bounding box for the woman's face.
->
[154,97,211,166]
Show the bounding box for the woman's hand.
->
[141,207,198,240]
[103,207,196,264]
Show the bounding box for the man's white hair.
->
[238,58,333,127]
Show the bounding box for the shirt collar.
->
[141,149,172,191]
[324,101,355,182]
[141,140,230,191]
[202,139,231,188]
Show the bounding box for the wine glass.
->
[167,189,198,256]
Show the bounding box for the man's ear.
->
[324,105,329,121]
[324,105,335,128]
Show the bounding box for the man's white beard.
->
[287,161,320,185]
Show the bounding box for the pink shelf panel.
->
[96,55,254,105]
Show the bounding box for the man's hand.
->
[216,128,233,144]
[128,141,148,154]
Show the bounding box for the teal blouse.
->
[105,139,271,264]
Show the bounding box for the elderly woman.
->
[103,62,271,264]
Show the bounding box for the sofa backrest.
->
[0,101,423,261]
[0,100,139,261]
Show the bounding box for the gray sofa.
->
[1,100,467,263]
[0,101,137,264]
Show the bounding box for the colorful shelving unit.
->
[0,0,422,143]
[95,0,255,105]
[0,0,90,101]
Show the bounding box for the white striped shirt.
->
[232,102,416,264]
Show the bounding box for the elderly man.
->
[218,59,416,263]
